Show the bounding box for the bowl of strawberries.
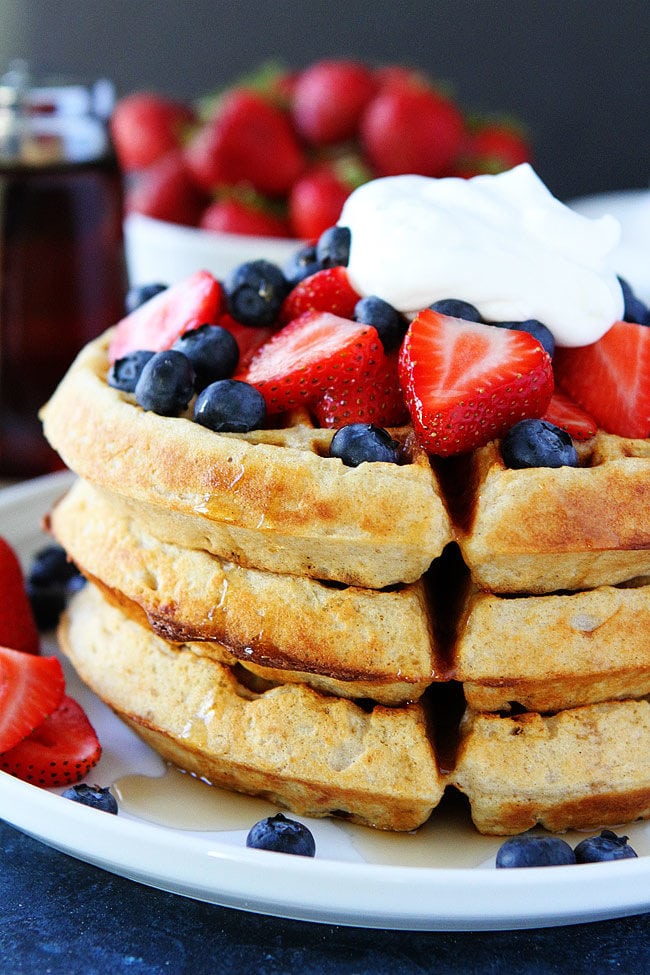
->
[113,59,532,286]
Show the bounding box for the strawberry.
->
[110,92,196,172]
[313,348,409,428]
[398,309,554,456]
[279,266,361,324]
[126,149,207,226]
[0,647,65,753]
[554,320,650,439]
[108,270,222,363]
[457,118,532,177]
[361,83,466,177]
[288,155,372,240]
[184,89,305,197]
[0,538,40,655]
[217,313,276,370]
[199,196,290,238]
[236,312,378,415]
[291,59,377,145]
[1,695,101,787]
[542,390,598,442]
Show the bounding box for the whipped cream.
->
[339,164,624,347]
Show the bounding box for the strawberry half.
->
[108,270,222,363]
[0,694,101,787]
[542,390,598,442]
[398,309,554,456]
[279,266,361,324]
[314,348,409,428]
[236,311,378,415]
[0,537,40,655]
[554,320,650,440]
[0,647,65,753]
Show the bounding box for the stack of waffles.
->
[40,328,650,834]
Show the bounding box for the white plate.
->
[2,472,650,931]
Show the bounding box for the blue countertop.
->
[3,819,650,974]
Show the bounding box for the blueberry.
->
[125,282,168,314]
[501,419,579,469]
[62,784,118,815]
[574,829,638,863]
[354,296,408,352]
[284,244,322,286]
[330,424,401,467]
[246,813,315,856]
[173,324,240,391]
[26,583,66,631]
[618,276,650,325]
[493,319,555,358]
[108,350,155,393]
[27,544,85,630]
[429,299,482,322]
[316,225,351,268]
[135,349,195,416]
[194,379,266,433]
[496,834,576,868]
[28,544,79,587]
[225,259,289,327]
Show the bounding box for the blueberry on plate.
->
[284,244,322,286]
[173,324,240,391]
[494,319,555,358]
[329,424,401,467]
[61,784,118,815]
[125,282,168,314]
[246,813,315,856]
[194,379,266,433]
[225,259,289,327]
[501,418,579,469]
[27,544,85,630]
[354,295,408,351]
[496,834,576,868]
[574,829,638,863]
[108,350,155,393]
[429,299,482,322]
[316,225,351,268]
[135,349,196,416]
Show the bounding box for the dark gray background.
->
[1,0,648,201]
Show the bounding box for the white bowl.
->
[124,212,303,286]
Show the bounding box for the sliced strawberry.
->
[217,313,276,371]
[108,270,222,363]
[542,390,598,441]
[236,312,377,414]
[0,647,65,753]
[279,267,361,324]
[554,320,650,440]
[0,538,40,655]
[313,348,409,428]
[398,309,554,457]
[0,694,101,787]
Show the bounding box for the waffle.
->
[40,330,453,590]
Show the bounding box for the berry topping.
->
[62,783,119,815]
[316,225,351,268]
[0,537,40,655]
[224,259,290,328]
[135,349,196,416]
[354,295,408,351]
[125,283,168,315]
[279,266,361,324]
[542,391,597,442]
[26,544,85,631]
[108,270,222,363]
[573,830,638,863]
[246,812,316,856]
[283,244,322,287]
[398,309,554,457]
[554,319,650,439]
[194,379,266,433]
[428,299,482,323]
[0,647,65,753]
[500,419,579,469]
[618,276,650,325]
[329,423,401,466]
[313,347,408,428]
[494,318,555,359]
[108,350,155,393]
[496,834,576,868]
[0,694,101,787]
[173,323,240,390]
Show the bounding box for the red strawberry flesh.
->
[0,647,65,753]
[0,537,40,655]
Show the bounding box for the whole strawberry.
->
[0,537,40,654]
[200,196,291,238]
[291,59,377,145]
[110,92,196,172]
[126,149,207,226]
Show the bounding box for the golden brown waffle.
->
[59,583,444,831]
[48,478,442,705]
[40,330,453,589]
